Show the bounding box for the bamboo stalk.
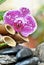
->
[2,36,16,47]
[10,33,29,43]
[0,24,15,35]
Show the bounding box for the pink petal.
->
[20,7,30,17]
[4,10,21,26]
[20,15,37,37]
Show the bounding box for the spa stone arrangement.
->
[0,7,44,65]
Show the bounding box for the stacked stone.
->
[0,45,39,65]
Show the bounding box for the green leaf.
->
[0,43,7,48]
[0,0,6,5]
[0,11,6,21]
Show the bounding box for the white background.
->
[0,0,44,14]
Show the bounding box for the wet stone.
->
[15,57,39,65]
[16,47,33,60]
[0,45,23,55]
[0,45,40,65]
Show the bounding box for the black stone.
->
[15,57,39,65]
[16,48,33,61]
[0,45,23,55]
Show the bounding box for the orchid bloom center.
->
[17,20,22,27]
[14,19,24,32]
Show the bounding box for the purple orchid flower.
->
[4,7,37,37]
